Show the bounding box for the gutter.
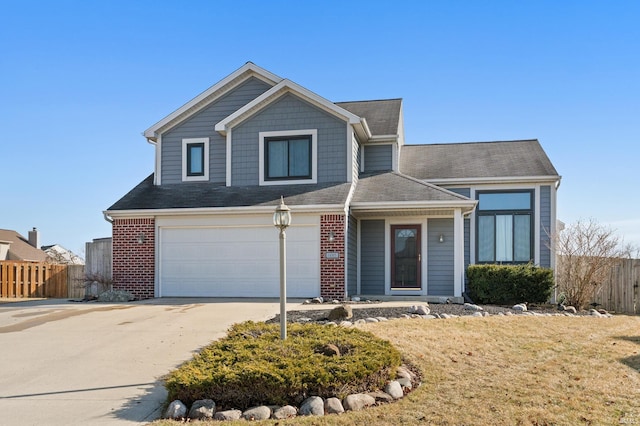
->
[103,211,114,224]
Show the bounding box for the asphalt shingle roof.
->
[107,175,352,211]
[400,140,559,180]
[336,99,401,136]
[351,172,471,204]
[0,229,49,262]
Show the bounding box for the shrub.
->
[165,321,402,410]
[466,263,554,304]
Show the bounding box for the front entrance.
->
[391,225,421,289]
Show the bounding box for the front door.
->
[391,225,421,289]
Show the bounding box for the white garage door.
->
[159,224,320,297]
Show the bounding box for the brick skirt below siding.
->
[112,218,155,300]
[320,214,345,300]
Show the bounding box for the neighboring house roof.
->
[351,172,476,215]
[0,229,49,262]
[41,244,84,265]
[400,140,560,183]
[108,175,352,212]
[336,99,402,136]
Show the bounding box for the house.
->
[106,63,560,301]
[0,228,49,262]
[41,244,84,265]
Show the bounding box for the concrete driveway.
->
[0,298,284,425]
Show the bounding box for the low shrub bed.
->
[165,321,402,410]
[466,263,554,304]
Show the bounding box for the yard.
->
[154,314,640,425]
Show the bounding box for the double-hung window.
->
[259,129,317,185]
[182,137,209,181]
[476,190,533,263]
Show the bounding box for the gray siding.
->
[347,215,358,296]
[444,188,471,274]
[540,185,551,268]
[428,218,454,296]
[231,93,348,186]
[161,77,272,184]
[363,144,392,172]
[360,220,385,295]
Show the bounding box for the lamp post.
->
[273,196,291,340]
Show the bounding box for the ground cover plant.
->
[154,314,640,426]
[165,321,402,409]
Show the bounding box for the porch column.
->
[453,208,464,297]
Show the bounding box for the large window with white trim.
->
[182,137,209,181]
[259,129,317,185]
[476,190,533,263]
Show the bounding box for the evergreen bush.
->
[466,263,554,304]
[165,321,402,410]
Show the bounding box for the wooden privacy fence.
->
[0,261,85,299]
[594,258,640,315]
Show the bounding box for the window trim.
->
[476,189,534,264]
[259,129,317,186]
[182,137,209,182]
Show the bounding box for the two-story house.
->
[106,62,560,301]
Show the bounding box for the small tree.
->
[550,218,635,310]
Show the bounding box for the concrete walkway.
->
[0,298,285,425]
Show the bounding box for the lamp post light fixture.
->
[273,196,291,340]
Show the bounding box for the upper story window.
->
[259,129,317,186]
[182,137,209,182]
[476,190,533,264]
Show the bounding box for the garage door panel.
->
[160,225,319,297]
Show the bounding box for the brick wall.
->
[112,218,155,300]
[320,214,346,300]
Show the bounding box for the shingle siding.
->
[540,185,551,268]
[231,93,348,186]
[363,144,392,172]
[160,77,272,184]
[360,220,385,295]
[428,218,454,296]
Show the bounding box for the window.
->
[182,138,209,181]
[476,190,533,263]
[259,129,317,185]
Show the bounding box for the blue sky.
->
[2,1,639,256]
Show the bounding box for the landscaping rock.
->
[312,297,324,304]
[397,376,412,389]
[214,409,242,421]
[188,399,215,420]
[339,320,353,327]
[365,317,379,323]
[354,319,366,325]
[272,405,297,419]
[564,306,577,314]
[367,391,395,403]
[376,316,388,322]
[343,393,376,411]
[464,303,483,311]
[589,309,603,317]
[410,305,430,315]
[512,303,527,312]
[384,380,404,399]
[164,400,187,420]
[300,396,324,416]
[421,314,437,319]
[328,304,353,320]
[471,311,483,317]
[397,365,416,381]
[97,289,135,302]
[242,405,271,420]
[324,397,345,414]
[319,343,341,357]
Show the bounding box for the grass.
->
[152,314,640,425]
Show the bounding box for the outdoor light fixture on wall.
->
[328,231,335,242]
[137,233,146,244]
[439,234,445,243]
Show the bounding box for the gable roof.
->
[336,99,402,136]
[107,175,352,213]
[0,229,49,262]
[215,78,372,142]
[351,172,476,214]
[400,140,560,183]
[143,62,282,141]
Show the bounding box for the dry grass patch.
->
[153,315,640,426]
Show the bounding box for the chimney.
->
[28,227,40,249]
